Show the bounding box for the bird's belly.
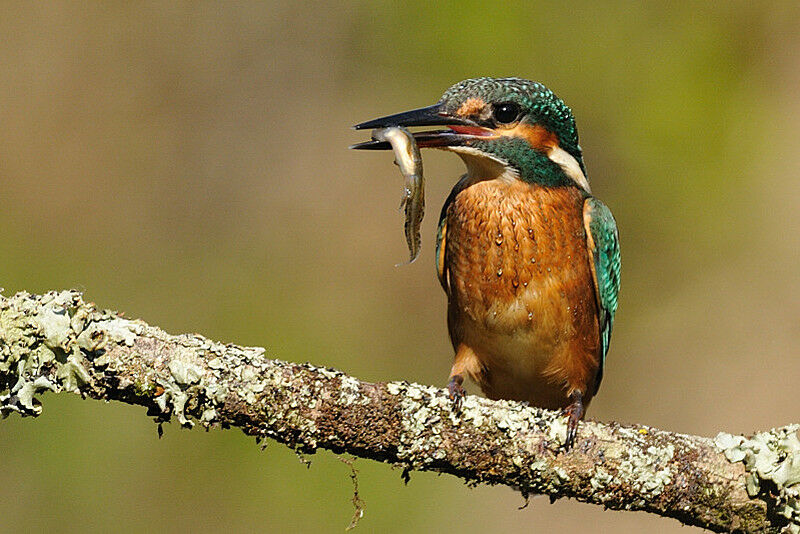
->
[445,179,599,408]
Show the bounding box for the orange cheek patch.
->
[456,97,486,117]
[499,123,559,152]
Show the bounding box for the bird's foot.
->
[561,391,584,451]
[447,374,465,413]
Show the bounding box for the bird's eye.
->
[492,102,521,125]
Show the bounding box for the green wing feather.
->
[583,197,621,392]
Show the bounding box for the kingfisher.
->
[352,77,620,448]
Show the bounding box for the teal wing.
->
[583,197,621,392]
[435,186,459,294]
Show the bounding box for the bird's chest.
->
[445,178,593,342]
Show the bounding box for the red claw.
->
[562,391,584,451]
[448,374,466,413]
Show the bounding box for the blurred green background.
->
[1,2,798,532]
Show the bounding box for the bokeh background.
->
[1,2,798,532]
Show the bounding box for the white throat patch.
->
[447,146,520,185]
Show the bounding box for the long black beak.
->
[353,104,463,131]
[350,103,485,150]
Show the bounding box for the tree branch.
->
[1,290,798,532]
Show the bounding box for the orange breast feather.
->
[444,179,601,408]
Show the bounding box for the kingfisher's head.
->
[353,77,590,192]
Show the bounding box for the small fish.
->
[371,126,425,264]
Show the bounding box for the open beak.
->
[350,103,493,150]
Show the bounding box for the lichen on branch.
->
[0,290,797,533]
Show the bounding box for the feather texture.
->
[583,197,621,391]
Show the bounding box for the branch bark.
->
[1,290,798,532]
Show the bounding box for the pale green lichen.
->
[590,467,614,492]
[385,382,402,396]
[546,415,568,447]
[14,375,56,415]
[36,303,71,352]
[391,382,446,467]
[337,375,368,406]
[1,290,227,432]
[715,425,800,533]
[56,354,92,393]
[168,359,203,386]
[1,291,87,416]
[384,377,576,494]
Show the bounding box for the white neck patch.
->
[547,146,591,194]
